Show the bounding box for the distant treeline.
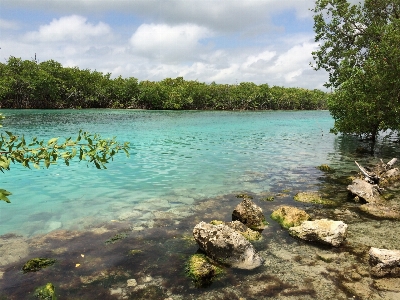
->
[0,57,328,110]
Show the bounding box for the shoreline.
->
[1,188,400,299]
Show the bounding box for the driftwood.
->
[355,161,379,184]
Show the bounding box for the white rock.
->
[369,247,400,277]
[193,221,264,270]
[127,278,137,287]
[288,219,348,247]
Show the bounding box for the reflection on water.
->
[1,110,400,299]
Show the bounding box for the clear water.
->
[0,109,377,236]
[2,110,400,300]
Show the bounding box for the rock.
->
[232,198,267,230]
[193,221,264,270]
[185,253,223,287]
[347,179,383,203]
[210,220,262,241]
[294,192,337,206]
[127,278,137,287]
[359,203,400,220]
[380,168,400,187]
[369,247,400,277]
[34,282,56,300]
[22,258,56,273]
[288,219,348,247]
[270,206,311,229]
[316,164,334,172]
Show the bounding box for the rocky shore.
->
[1,160,400,299]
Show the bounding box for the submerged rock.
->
[359,203,400,220]
[294,191,337,206]
[185,253,224,287]
[193,222,264,270]
[34,282,56,300]
[347,179,383,203]
[316,164,334,172]
[270,206,311,229]
[22,258,56,273]
[288,219,348,247]
[232,198,267,230]
[369,247,400,277]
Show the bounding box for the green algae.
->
[294,191,337,206]
[105,232,128,245]
[260,196,275,201]
[317,164,335,173]
[185,254,224,287]
[128,249,143,255]
[34,283,56,300]
[22,258,56,273]
[270,206,311,229]
[235,193,253,199]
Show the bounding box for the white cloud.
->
[130,23,212,62]
[24,15,111,42]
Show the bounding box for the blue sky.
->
[0,0,329,89]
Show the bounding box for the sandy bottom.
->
[1,190,400,300]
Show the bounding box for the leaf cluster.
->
[0,113,130,203]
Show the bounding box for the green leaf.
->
[0,189,12,203]
[47,137,59,145]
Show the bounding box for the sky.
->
[0,0,330,89]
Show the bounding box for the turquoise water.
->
[0,109,342,236]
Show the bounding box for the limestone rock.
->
[232,198,267,230]
[380,168,400,187]
[369,247,400,277]
[193,221,264,270]
[270,205,311,229]
[223,220,262,241]
[288,219,348,247]
[347,179,383,203]
[294,192,336,206]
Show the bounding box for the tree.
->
[0,113,130,203]
[312,0,400,142]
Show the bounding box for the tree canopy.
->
[0,56,328,111]
[312,0,400,142]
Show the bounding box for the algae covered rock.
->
[193,221,264,270]
[271,206,311,229]
[369,247,400,278]
[22,258,56,273]
[232,198,267,230]
[317,164,334,172]
[186,253,223,287]
[225,220,262,241]
[34,282,57,300]
[289,219,348,247]
[294,191,336,206]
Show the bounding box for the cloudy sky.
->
[0,0,329,89]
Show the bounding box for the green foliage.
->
[0,57,328,110]
[0,112,130,203]
[312,0,400,141]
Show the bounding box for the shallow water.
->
[0,109,339,236]
[1,110,400,299]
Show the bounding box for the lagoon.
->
[1,109,400,299]
[1,109,337,236]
